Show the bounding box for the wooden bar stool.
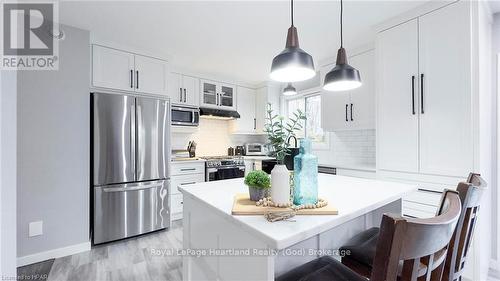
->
[339,173,486,280]
[276,190,462,281]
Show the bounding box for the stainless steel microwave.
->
[171,106,199,126]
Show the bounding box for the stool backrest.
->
[441,173,486,281]
[370,191,461,281]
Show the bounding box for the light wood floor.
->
[48,221,182,281]
[24,220,500,280]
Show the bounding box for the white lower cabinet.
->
[402,189,442,218]
[170,161,205,221]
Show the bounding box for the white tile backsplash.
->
[314,129,375,167]
[172,118,267,157]
[173,119,375,166]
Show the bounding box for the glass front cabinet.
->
[200,79,237,110]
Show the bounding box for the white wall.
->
[476,3,493,279]
[16,25,90,265]
[1,71,17,278]
[493,11,500,267]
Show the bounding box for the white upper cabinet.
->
[92,45,135,92]
[376,19,420,173]
[92,45,168,96]
[417,2,472,176]
[321,49,375,132]
[134,55,168,95]
[255,85,281,134]
[200,80,237,110]
[349,50,375,130]
[169,73,199,107]
[376,1,473,177]
[230,86,257,133]
[320,82,350,131]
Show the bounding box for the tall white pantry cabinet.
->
[375,1,492,280]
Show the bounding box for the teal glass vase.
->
[293,138,318,205]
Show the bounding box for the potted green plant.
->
[264,103,306,205]
[244,170,271,201]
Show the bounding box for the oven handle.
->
[207,166,245,172]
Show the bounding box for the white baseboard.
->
[17,241,91,267]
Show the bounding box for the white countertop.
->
[242,155,275,161]
[319,162,376,172]
[171,158,206,164]
[179,174,417,249]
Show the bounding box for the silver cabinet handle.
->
[180,168,196,171]
[183,88,187,103]
[179,88,183,102]
[180,182,196,186]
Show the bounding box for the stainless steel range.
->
[202,156,245,181]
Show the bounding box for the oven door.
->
[171,107,199,126]
[206,166,245,181]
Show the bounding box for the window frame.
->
[283,87,330,150]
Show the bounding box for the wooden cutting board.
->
[231,193,338,215]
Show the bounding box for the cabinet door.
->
[255,89,267,134]
[92,45,135,91]
[244,160,255,176]
[376,19,419,173]
[219,84,237,110]
[168,72,184,104]
[134,55,168,95]
[418,2,472,176]
[182,75,200,107]
[200,80,218,108]
[231,86,256,133]
[320,64,350,131]
[348,50,375,130]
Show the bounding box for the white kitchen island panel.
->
[180,174,416,281]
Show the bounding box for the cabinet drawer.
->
[170,193,183,214]
[403,201,437,218]
[403,189,442,207]
[170,173,205,194]
[171,162,205,176]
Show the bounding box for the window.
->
[286,93,325,143]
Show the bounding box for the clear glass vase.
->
[293,138,318,205]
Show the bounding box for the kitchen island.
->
[179,174,417,281]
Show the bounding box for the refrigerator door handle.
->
[130,101,136,181]
[101,182,163,193]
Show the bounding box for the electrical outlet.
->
[29,221,43,237]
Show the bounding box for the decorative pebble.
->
[255,197,328,210]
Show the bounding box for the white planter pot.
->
[271,164,290,204]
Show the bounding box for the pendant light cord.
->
[291,0,294,27]
[340,0,343,48]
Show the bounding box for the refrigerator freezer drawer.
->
[93,180,169,244]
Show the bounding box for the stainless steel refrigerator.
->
[91,92,170,244]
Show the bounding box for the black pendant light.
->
[283,83,297,96]
[323,0,361,92]
[270,0,315,82]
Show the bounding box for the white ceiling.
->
[60,1,431,85]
